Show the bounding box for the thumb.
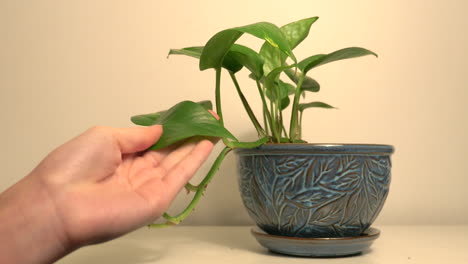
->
[111,125,163,154]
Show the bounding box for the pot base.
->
[251,226,380,257]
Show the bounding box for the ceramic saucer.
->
[251,226,380,257]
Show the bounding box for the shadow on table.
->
[58,240,164,264]
[194,226,372,259]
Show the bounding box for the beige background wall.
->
[1,0,467,225]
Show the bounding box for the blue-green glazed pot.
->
[235,144,394,238]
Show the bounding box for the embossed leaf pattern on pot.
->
[237,153,391,238]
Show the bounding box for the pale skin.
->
[0,125,215,264]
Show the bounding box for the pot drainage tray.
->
[251,226,380,257]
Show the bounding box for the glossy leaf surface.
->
[228,44,264,79]
[281,17,319,49]
[299,47,377,74]
[200,22,295,71]
[149,101,236,150]
[131,100,213,127]
[260,17,318,75]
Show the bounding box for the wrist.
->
[0,173,70,264]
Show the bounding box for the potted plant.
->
[131,17,394,257]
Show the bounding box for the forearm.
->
[0,174,69,264]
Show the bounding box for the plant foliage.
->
[131,17,377,227]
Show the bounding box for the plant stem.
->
[270,98,276,139]
[223,137,269,149]
[298,110,303,140]
[275,84,282,142]
[215,68,223,125]
[149,147,232,227]
[261,84,269,134]
[229,72,267,137]
[280,110,288,138]
[289,74,305,142]
[184,182,199,193]
[256,80,278,140]
[263,110,269,134]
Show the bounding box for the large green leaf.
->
[149,101,237,150]
[168,46,243,73]
[131,100,213,127]
[228,44,264,79]
[298,47,378,74]
[199,22,295,71]
[299,101,335,112]
[169,44,263,76]
[260,17,318,75]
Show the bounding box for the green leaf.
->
[265,80,293,110]
[284,68,320,92]
[200,22,295,71]
[259,17,318,75]
[150,101,237,150]
[228,44,264,79]
[298,101,336,112]
[221,52,244,73]
[168,46,243,73]
[259,43,281,77]
[281,17,319,49]
[264,65,295,96]
[279,79,296,95]
[264,65,296,110]
[277,80,295,110]
[197,100,213,110]
[131,111,163,127]
[298,47,378,74]
[131,100,213,127]
[168,46,204,59]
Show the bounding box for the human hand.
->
[0,125,214,263]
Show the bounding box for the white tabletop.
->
[58,225,468,264]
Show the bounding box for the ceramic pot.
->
[235,144,394,238]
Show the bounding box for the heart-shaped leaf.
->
[149,101,237,150]
[228,44,264,79]
[299,47,377,74]
[260,17,318,75]
[131,100,213,127]
[200,22,295,71]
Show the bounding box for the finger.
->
[156,140,200,171]
[208,110,219,120]
[111,125,163,154]
[141,140,190,169]
[162,139,214,199]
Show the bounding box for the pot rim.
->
[235,143,394,155]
